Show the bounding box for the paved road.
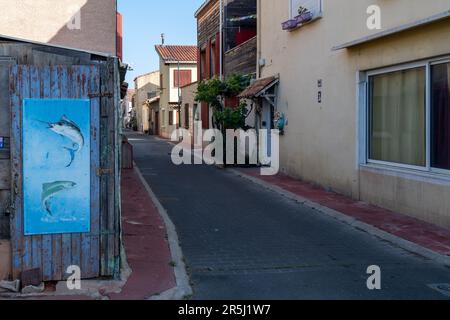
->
[127,132,450,300]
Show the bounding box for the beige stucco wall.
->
[0,0,117,55]
[181,82,199,141]
[134,71,160,133]
[159,59,197,139]
[259,0,450,227]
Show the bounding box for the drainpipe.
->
[219,0,224,80]
[257,0,262,79]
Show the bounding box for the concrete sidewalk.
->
[233,168,450,265]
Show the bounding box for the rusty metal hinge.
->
[97,168,113,176]
[88,92,114,98]
[5,202,15,218]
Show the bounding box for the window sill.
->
[283,14,322,32]
[360,163,450,186]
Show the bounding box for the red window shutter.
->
[197,47,201,81]
[205,40,211,80]
[183,70,192,86]
[201,102,209,129]
[215,32,221,77]
[174,70,192,87]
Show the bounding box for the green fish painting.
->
[41,181,77,216]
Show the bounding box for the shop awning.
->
[238,76,279,99]
[332,10,450,51]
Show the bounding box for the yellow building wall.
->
[134,71,160,133]
[258,0,450,227]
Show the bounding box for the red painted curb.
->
[108,168,176,300]
[238,168,450,257]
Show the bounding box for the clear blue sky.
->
[118,0,204,87]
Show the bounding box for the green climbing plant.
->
[195,74,251,130]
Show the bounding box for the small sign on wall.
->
[0,137,10,150]
[317,79,322,104]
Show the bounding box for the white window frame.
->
[289,0,323,20]
[359,56,450,177]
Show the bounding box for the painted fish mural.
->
[41,181,77,216]
[38,115,85,167]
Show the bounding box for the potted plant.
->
[281,6,313,30]
[294,6,313,25]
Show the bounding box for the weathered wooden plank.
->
[0,190,10,239]
[41,66,53,281]
[113,58,121,276]
[100,59,118,276]
[0,60,13,137]
[50,66,63,281]
[78,65,92,278]
[90,65,101,277]
[99,62,112,276]
[59,66,72,280]
[20,66,34,271]
[0,160,10,190]
[29,66,43,275]
[69,66,82,273]
[10,65,24,279]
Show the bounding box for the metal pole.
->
[219,0,223,80]
[177,60,181,129]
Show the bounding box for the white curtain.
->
[370,67,426,166]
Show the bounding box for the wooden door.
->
[10,65,101,281]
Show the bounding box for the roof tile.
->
[155,45,198,63]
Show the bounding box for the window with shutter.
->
[174,70,192,87]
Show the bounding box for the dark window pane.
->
[431,63,450,170]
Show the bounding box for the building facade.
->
[181,82,201,146]
[257,0,450,228]
[0,0,119,56]
[195,0,258,129]
[155,45,198,139]
[133,71,160,133]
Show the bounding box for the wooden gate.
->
[10,65,101,281]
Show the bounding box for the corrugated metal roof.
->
[239,76,278,98]
[155,45,198,63]
[0,33,115,58]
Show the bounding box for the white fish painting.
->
[38,115,85,167]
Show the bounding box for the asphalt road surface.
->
[127,131,450,300]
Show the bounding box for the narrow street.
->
[127,131,450,300]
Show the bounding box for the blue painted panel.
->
[22,99,91,235]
